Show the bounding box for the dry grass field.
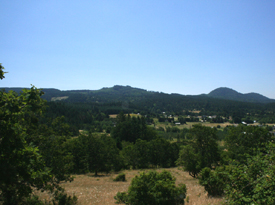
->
[154,122,232,131]
[51,96,69,101]
[109,114,142,119]
[35,167,224,205]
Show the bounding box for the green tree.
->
[224,143,275,204]
[199,166,229,196]
[67,134,122,175]
[79,134,106,176]
[38,135,74,182]
[112,113,157,147]
[177,145,199,178]
[177,124,220,178]
[0,85,51,204]
[114,170,187,205]
[0,69,76,204]
[0,63,6,79]
[225,125,273,162]
[149,138,179,168]
[120,140,149,169]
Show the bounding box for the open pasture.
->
[35,167,224,205]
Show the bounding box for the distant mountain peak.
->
[208,87,274,103]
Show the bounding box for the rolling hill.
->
[208,87,275,103]
[1,86,274,104]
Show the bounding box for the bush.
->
[52,190,78,205]
[114,192,128,204]
[22,195,45,205]
[114,170,187,205]
[199,166,228,196]
[224,144,275,204]
[21,191,78,205]
[113,173,126,182]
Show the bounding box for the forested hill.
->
[2,85,274,104]
[208,87,275,103]
[2,85,275,124]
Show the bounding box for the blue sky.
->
[1,0,275,98]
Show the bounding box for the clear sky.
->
[1,0,275,98]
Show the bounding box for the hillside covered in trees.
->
[2,85,275,130]
[208,87,275,103]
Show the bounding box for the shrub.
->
[113,173,126,182]
[199,166,228,196]
[114,170,187,205]
[224,144,275,204]
[22,195,45,205]
[52,190,78,205]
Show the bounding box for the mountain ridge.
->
[1,85,274,104]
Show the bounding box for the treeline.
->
[33,112,181,178]
[4,86,275,124]
[64,135,179,175]
[42,100,275,137]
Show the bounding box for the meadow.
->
[36,167,224,205]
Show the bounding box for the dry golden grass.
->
[189,110,201,114]
[109,114,143,119]
[155,122,234,131]
[35,167,224,205]
[197,122,232,128]
[51,96,69,101]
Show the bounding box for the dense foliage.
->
[112,112,157,146]
[0,86,51,204]
[198,125,275,204]
[0,66,76,204]
[65,134,122,175]
[176,124,220,177]
[224,143,275,204]
[199,166,228,196]
[115,170,187,205]
[224,125,273,162]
